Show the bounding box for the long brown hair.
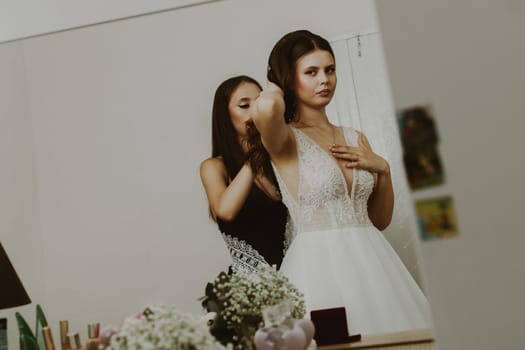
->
[211,75,277,186]
[267,29,335,123]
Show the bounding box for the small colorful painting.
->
[415,196,458,240]
[397,105,444,190]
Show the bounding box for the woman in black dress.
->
[200,75,288,271]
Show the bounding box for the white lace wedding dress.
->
[274,126,433,336]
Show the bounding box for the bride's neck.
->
[293,105,331,128]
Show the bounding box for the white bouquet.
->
[107,306,228,350]
[201,265,306,350]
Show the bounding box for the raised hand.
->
[253,81,285,118]
[264,81,284,96]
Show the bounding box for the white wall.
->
[1,1,400,349]
[0,42,45,350]
[375,0,525,348]
[0,0,218,43]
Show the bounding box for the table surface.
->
[317,328,435,349]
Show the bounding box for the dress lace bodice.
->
[272,126,375,246]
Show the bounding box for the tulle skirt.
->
[279,225,433,335]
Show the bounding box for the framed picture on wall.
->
[415,196,458,241]
[397,105,445,190]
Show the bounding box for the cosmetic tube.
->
[59,321,69,350]
[42,327,55,350]
[67,333,81,350]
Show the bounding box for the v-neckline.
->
[292,126,354,201]
[290,126,356,200]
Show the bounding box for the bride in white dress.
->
[252,30,433,335]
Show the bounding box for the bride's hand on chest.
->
[329,133,389,175]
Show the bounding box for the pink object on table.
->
[99,325,118,346]
[254,319,315,350]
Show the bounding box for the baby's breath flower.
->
[107,306,228,350]
[202,265,305,350]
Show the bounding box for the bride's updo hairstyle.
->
[267,30,335,123]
